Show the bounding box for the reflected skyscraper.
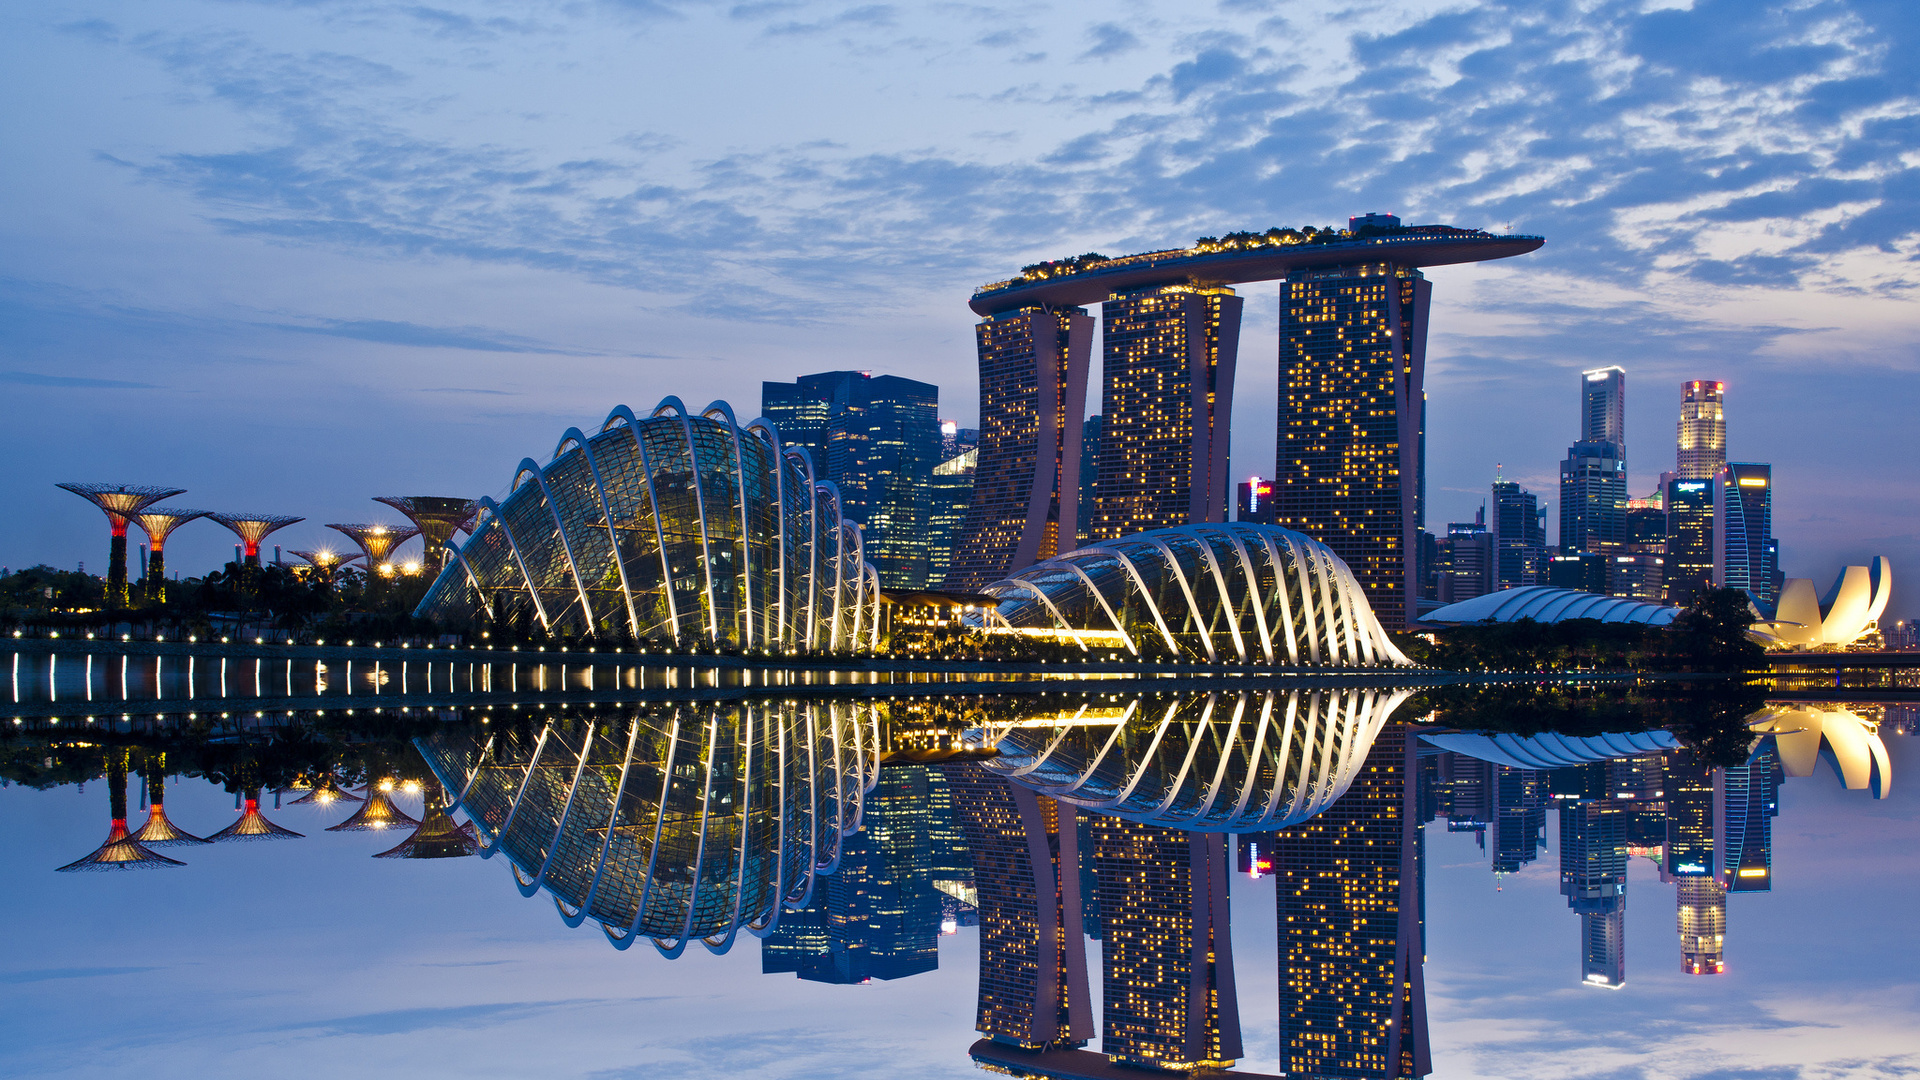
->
[940,762,1093,1050]
[1272,723,1430,1079]
[1490,765,1547,875]
[1087,818,1241,1071]
[1677,876,1727,975]
[1559,800,1627,987]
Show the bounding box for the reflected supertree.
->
[287,770,363,806]
[210,788,305,842]
[129,752,211,847]
[326,778,420,832]
[56,750,185,872]
[375,784,479,859]
[55,482,186,608]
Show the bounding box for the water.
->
[1,665,1911,1080]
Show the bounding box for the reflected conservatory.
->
[976,522,1410,666]
[417,399,881,650]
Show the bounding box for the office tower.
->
[926,767,977,914]
[761,903,831,974]
[1548,553,1608,594]
[763,371,941,589]
[939,762,1093,1049]
[1625,492,1667,553]
[1717,747,1779,893]
[1076,814,1103,940]
[762,370,865,468]
[1491,481,1546,590]
[1559,440,1626,552]
[1715,462,1777,606]
[1676,876,1727,975]
[1664,477,1715,604]
[1077,415,1103,544]
[1582,366,1626,444]
[1436,512,1492,604]
[926,448,978,588]
[1087,819,1241,1071]
[1237,476,1275,525]
[1092,285,1242,539]
[1607,752,1666,801]
[1273,724,1431,1080]
[1417,529,1440,605]
[1559,801,1628,987]
[1490,765,1548,874]
[1663,757,1715,877]
[940,420,979,460]
[1275,262,1431,630]
[947,306,1093,590]
[1677,380,1726,480]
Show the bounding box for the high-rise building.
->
[1663,757,1715,877]
[1091,285,1241,539]
[1676,876,1727,975]
[1436,512,1492,604]
[762,371,942,588]
[939,762,1093,1049]
[1582,366,1626,445]
[1677,380,1726,480]
[1559,440,1626,552]
[1237,476,1275,525]
[940,420,979,461]
[759,766,941,983]
[946,307,1093,590]
[1607,554,1666,603]
[1548,552,1609,594]
[1273,723,1430,1079]
[1716,747,1779,894]
[1087,819,1241,1071]
[1664,478,1715,604]
[1490,765,1548,875]
[1625,491,1667,553]
[1491,481,1546,589]
[1559,801,1628,988]
[1715,462,1776,606]
[926,448,978,588]
[1077,415,1102,545]
[1275,262,1431,630]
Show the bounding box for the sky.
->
[3,0,1918,618]
[0,734,1911,1079]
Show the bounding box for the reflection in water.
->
[9,685,1905,1079]
[416,702,883,958]
[980,688,1417,830]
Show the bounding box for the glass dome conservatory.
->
[417,398,880,650]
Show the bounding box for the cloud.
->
[265,998,613,1036]
[272,319,591,354]
[0,966,162,983]
[0,372,160,389]
[1080,23,1141,61]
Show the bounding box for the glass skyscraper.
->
[1664,477,1715,604]
[1275,264,1431,629]
[1492,481,1546,589]
[1582,366,1626,445]
[1715,461,1777,606]
[946,307,1093,590]
[1091,285,1241,540]
[1559,800,1628,987]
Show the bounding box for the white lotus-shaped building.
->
[1751,558,1892,649]
[1747,706,1891,798]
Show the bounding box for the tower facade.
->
[1272,723,1430,1079]
[1714,462,1776,606]
[1559,801,1628,987]
[939,762,1093,1049]
[1092,285,1241,539]
[947,307,1093,590]
[1559,441,1627,553]
[1491,481,1545,589]
[1663,478,1715,604]
[1677,380,1726,480]
[1582,366,1626,445]
[1087,819,1241,1071]
[1275,264,1431,629]
[1676,876,1727,975]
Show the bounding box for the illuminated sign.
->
[1676,482,1706,492]
[1738,478,1767,487]
[1586,372,1609,381]
[1737,868,1768,878]
[1677,862,1707,873]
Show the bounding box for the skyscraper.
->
[1715,462,1776,606]
[1436,511,1492,604]
[1676,876,1727,975]
[1559,440,1626,553]
[1087,819,1241,1071]
[1273,723,1430,1079]
[1275,260,1431,630]
[1677,380,1727,480]
[1491,481,1546,589]
[1490,764,1548,874]
[926,448,977,588]
[946,306,1093,590]
[939,762,1093,1049]
[1664,477,1715,604]
[1237,476,1275,525]
[1092,285,1241,539]
[1582,366,1626,445]
[762,371,942,588]
[1077,414,1102,545]
[1559,800,1628,987]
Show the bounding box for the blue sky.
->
[3,0,1917,616]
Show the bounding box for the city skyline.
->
[3,1,1916,626]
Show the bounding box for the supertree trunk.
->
[108,530,129,609]
[148,547,167,603]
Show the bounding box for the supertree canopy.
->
[209,513,305,567]
[374,496,478,571]
[56,483,186,608]
[129,508,208,602]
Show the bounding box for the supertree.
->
[209,788,304,842]
[129,508,208,602]
[55,483,186,608]
[373,784,479,859]
[56,750,186,871]
[327,523,422,576]
[287,549,365,588]
[209,513,305,568]
[129,751,212,846]
[325,777,420,832]
[373,497,478,572]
